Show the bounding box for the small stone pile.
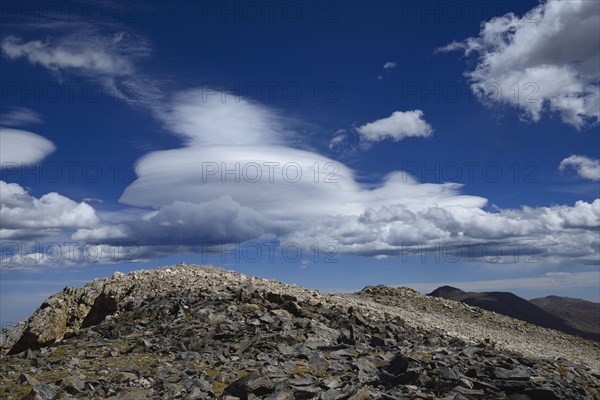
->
[1,264,598,399]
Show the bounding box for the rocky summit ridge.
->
[1,264,599,399]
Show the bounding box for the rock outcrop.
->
[1,264,599,399]
[4,279,124,354]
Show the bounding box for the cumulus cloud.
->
[286,199,600,265]
[439,0,600,128]
[74,196,292,246]
[559,155,600,181]
[1,243,141,269]
[0,107,43,127]
[330,111,433,150]
[0,181,99,239]
[0,128,55,165]
[355,110,433,145]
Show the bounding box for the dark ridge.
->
[531,295,600,336]
[428,287,600,342]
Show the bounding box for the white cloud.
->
[435,41,465,53]
[82,197,105,204]
[331,111,433,150]
[1,32,149,77]
[117,140,483,222]
[124,93,456,217]
[287,199,600,264]
[75,196,291,246]
[0,181,99,239]
[440,0,600,128]
[1,243,141,269]
[559,155,600,181]
[0,128,55,165]
[4,16,595,267]
[355,110,433,145]
[378,61,397,80]
[0,87,594,267]
[0,107,43,127]
[157,89,290,146]
[119,144,391,216]
[328,129,347,149]
[64,88,598,266]
[1,27,160,107]
[383,61,397,70]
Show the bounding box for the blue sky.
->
[1,0,599,325]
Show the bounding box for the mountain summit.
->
[1,265,599,399]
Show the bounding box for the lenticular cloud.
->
[0,128,55,165]
[95,89,600,265]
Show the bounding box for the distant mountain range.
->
[428,286,600,342]
[530,295,600,336]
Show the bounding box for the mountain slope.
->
[531,295,600,335]
[1,265,599,399]
[428,286,599,341]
